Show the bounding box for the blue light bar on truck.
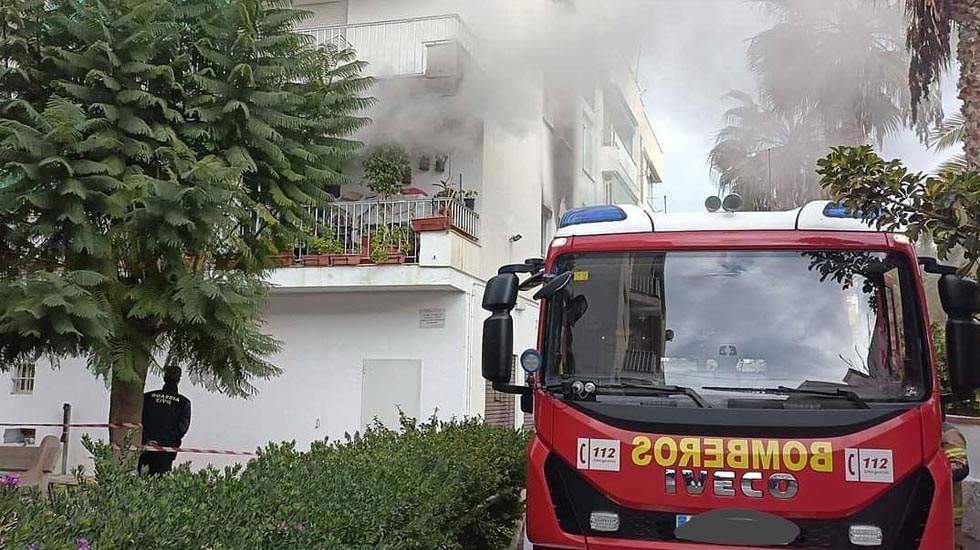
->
[822,203,864,219]
[559,206,627,228]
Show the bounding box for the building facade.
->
[1,0,663,470]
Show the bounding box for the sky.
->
[639,0,962,213]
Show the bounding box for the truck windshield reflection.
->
[542,250,926,408]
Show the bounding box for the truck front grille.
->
[542,453,933,548]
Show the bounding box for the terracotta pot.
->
[374,251,406,264]
[411,216,451,232]
[274,254,295,267]
[301,255,331,267]
[329,254,361,266]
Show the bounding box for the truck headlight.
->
[848,525,883,546]
[589,511,620,532]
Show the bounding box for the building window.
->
[582,118,596,179]
[3,428,35,445]
[11,362,35,394]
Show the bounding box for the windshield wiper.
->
[602,382,710,408]
[701,385,870,409]
[545,380,709,408]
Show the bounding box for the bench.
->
[0,435,60,493]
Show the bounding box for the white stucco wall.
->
[2,275,540,472]
[478,117,547,279]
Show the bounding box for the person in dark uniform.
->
[943,418,970,550]
[138,367,191,475]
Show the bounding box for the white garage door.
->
[360,359,421,430]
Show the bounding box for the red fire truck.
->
[482,198,980,549]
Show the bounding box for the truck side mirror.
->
[940,274,980,393]
[482,273,518,384]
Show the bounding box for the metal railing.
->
[300,197,479,264]
[630,275,660,298]
[296,14,474,77]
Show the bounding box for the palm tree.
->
[748,0,941,144]
[907,0,980,168]
[929,112,968,172]
[709,0,941,210]
[708,91,827,210]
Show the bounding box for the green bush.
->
[0,417,527,549]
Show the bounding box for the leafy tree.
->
[362,144,410,198]
[0,0,373,444]
[710,0,941,209]
[816,145,980,276]
[906,0,980,168]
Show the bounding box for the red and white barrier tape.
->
[6,421,255,456]
[0,422,141,429]
[140,443,255,456]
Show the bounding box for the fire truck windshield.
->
[542,250,927,408]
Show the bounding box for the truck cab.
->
[482,200,980,549]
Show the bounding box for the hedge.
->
[0,417,527,549]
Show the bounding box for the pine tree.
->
[0,0,373,445]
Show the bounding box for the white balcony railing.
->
[297,14,474,77]
[299,197,479,264]
[612,132,638,187]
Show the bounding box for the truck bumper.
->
[527,439,954,549]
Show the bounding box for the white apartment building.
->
[1,0,664,470]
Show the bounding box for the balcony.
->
[601,131,640,203]
[297,14,475,78]
[282,197,479,268]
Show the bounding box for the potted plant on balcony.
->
[273,250,296,267]
[302,233,347,267]
[367,225,411,264]
[363,144,411,198]
[461,189,478,210]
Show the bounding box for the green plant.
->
[369,225,413,262]
[0,0,374,444]
[816,145,980,275]
[369,240,390,263]
[0,418,528,549]
[433,180,460,200]
[308,234,345,254]
[462,189,479,199]
[363,145,411,197]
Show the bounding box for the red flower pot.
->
[329,254,362,266]
[411,216,451,232]
[301,255,331,267]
